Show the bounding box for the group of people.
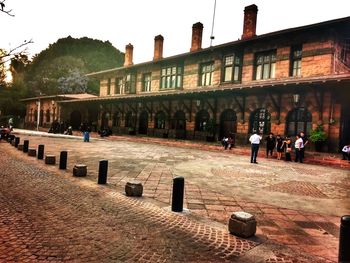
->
[221,134,235,150]
[249,131,309,164]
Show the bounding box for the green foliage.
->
[25,36,124,95]
[309,125,327,142]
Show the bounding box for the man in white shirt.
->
[249,132,262,164]
[294,134,304,163]
[342,144,350,161]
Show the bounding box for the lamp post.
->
[293,93,300,105]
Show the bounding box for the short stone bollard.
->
[339,215,350,263]
[15,137,20,148]
[228,211,257,238]
[73,164,87,177]
[37,145,44,160]
[45,155,56,165]
[171,176,184,212]
[59,151,68,170]
[125,180,143,197]
[17,144,24,151]
[28,148,37,157]
[23,140,29,153]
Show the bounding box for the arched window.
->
[171,111,186,130]
[112,112,120,127]
[46,109,51,123]
[249,108,271,134]
[155,111,166,129]
[286,108,312,136]
[195,110,210,131]
[125,111,135,127]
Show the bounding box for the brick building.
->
[22,93,97,130]
[58,5,350,151]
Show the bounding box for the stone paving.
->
[2,130,350,262]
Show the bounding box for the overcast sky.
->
[1,0,350,64]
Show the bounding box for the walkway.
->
[3,129,350,262]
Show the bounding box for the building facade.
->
[22,93,97,130]
[58,5,350,151]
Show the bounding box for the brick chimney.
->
[124,43,133,67]
[153,35,164,60]
[190,22,203,52]
[241,4,258,40]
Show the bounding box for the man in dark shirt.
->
[265,133,276,158]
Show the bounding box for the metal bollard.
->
[339,215,350,263]
[98,160,108,184]
[15,137,20,148]
[37,145,44,160]
[59,151,68,170]
[23,140,29,153]
[171,176,184,212]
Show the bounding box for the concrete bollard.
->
[73,164,87,177]
[45,155,56,165]
[28,148,37,157]
[37,145,44,160]
[23,140,29,153]
[15,137,20,148]
[59,151,68,170]
[339,215,350,263]
[125,180,143,197]
[171,176,184,212]
[228,212,257,238]
[98,160,108,184]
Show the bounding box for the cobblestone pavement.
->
[3,130,350,262]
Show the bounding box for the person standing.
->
[300,131,309,160]
[249,132,262,164]
[265,133,276,158]
[276,135,284,160]
[294,134,304,163]
[284,137,292,161]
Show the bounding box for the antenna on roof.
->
[210,0,217,47]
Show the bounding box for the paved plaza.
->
[0,130,349,262]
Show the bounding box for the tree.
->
[0,0,14,17]
[24,36,124,95]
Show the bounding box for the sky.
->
[1,0,350,65]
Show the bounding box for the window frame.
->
[115,77,123,95]
[290,45,302,77]
[199,62,214,86]
[254,50,277,80]
[107,78,111,95]
[154,111,166,129]
[124,73,136,94]
[286,108,312,136]
[142,73,152,92]
[249,108,271,135]
[222,54,242,83]
[160,65,183,89]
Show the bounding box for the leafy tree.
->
[25,36,124,95]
